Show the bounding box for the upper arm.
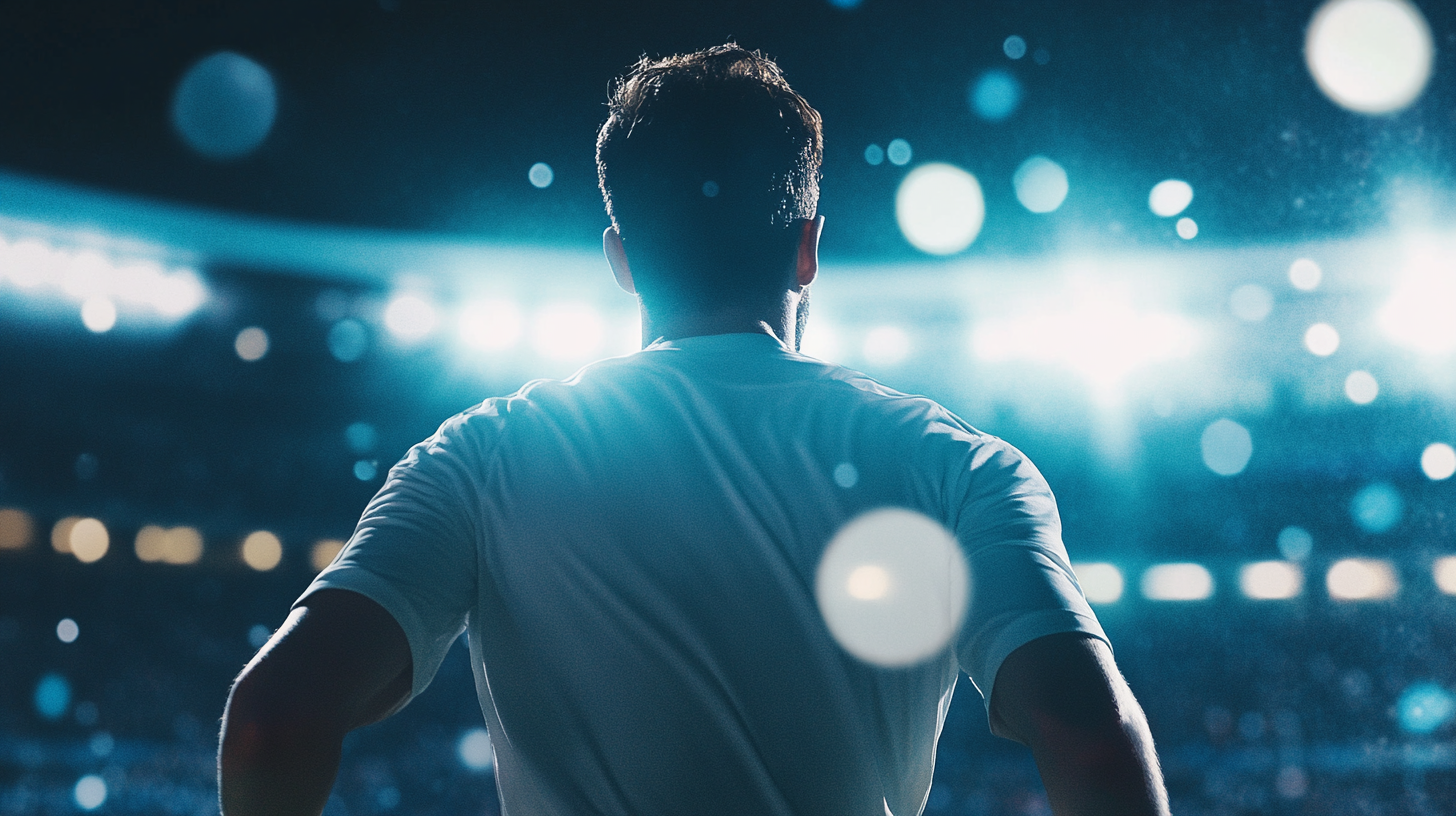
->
[229,589,413,733]
[987,632,1131,747]
[949,436,1107,703]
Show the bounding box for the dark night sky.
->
[0,0,1451,260]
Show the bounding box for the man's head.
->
[596,44,823,315]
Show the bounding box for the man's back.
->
[304,333,1101,815]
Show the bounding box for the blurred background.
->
[1,0,1454,813]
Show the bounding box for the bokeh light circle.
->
[1176,217,1199,240]
[1305,0,1434,115]
[1277,526,1314,561]
[234,326,269,362]
[1149,180,1194,217]
[1201,418,1253,477]
[815,508,969,667]
[73,774,107,811]
[457,728,494,770]
[1289,258,1323,291]
[1304,323,1340,356]
[1012,155,1068,214]
[528,162,554,188]
[886,139,913,166]
[970,69,1022,121]
[1003,36,1027,60]
[1350,482,1403,534]
[241,530,283,571]
[895,163,985,256]
[1421,443,1456,481]
[172,51,278,159]
[1396,682,1455,735]
[1344,370,1379,404]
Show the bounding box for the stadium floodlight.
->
[1239,561,1303,600]
[970,294,1196,401]
[1072,563,1124,604]
[1140,563,1214,601]
[1326,558,1399,600]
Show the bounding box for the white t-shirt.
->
[299,332,1106,816]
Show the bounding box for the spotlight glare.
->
[458,299,523,352]
[531,302,605,361]
[384,293,439,343]
[80,297,117,333]
[862,325,911,366]
[1378,247,1456,354]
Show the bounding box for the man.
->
[219,44,1168,815]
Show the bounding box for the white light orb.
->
[531,302,604,361]
[1176,217,1199,240]
[1072,563,1124,604]
[69,518,109,563]
[528,162,554,188]
[1230,284,1274,322]
[457,728,494,771]
[73,775,107,811]
[798,321,839,361]
[172,51,278,159]
[384,293,439,343]
[1012,155,1069,214]
[815,508,969,667]
[1304,322,1340,356]
[1149,179,1193,217]
[56,618,79,643]
[1434,556,1456,595]
[1343,370,1379,404]
[1378,251,1456,354]
[1289,258,1323,291]
[459,299,523,351]
[80,297,117,333]
[234,326,269,362]
[895,163,985,256]
[1141,563,1214,601]
[1201,418,1253,477]
[1305,0,1434,115]
[1240,561,1303,600]
[862,325,911,367]
[1421,443,1456,481]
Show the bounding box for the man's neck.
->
[639,293,799,349]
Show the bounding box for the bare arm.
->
[989,632,1169,816]
[219,589,413,816]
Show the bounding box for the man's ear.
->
[795,215,824,289]
[603,226,636,295]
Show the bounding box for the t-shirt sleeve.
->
[949,435,1108,712]
[295,403,503,701]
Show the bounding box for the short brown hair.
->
[596,44,823,309]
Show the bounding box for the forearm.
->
[990,633,1169,816]
[1026,691,1167,816]
[219,686,347,816]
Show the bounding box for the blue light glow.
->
[970,69,1022,121]
[328,319,369,362]
[528,163,555,189]
[863,144,884,166]
[172,52,278,159]
[345,422,378,454]
[1003,36,1027,60]
[1351,482,1403,534]
[1201,419,1253,477]
[886,139,913,166]
[33,672,71,721]
[1396,682,1455,735]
